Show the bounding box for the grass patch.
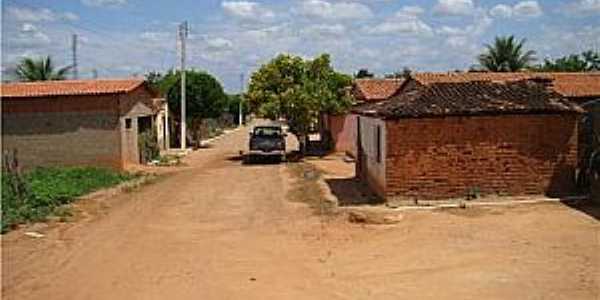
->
[286,162,336,216]
[2,167,134,233]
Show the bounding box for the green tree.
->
[246,53,352,153]
[149,69,228,121]
[355,68,374,78]
[144,71,164,89]
[477,36,536,72]
[536,50,600,72]
[15,56,72,81]
[385,67,412,79]
[582,50,600,70]
[224,94,249,125]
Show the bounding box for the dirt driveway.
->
[2,127,599,299]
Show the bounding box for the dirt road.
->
[2,126,599,299]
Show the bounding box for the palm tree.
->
[477,36,536,72]
[15,56,72,82]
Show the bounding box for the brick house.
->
[412,72,600,104]
[353,78,583,201]
[1,79,169,170]
[321,78,404,157]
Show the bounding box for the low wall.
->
[2,111,122,170]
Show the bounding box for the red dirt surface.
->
[2,127,599,299]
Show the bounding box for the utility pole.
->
[72,34,78,80]
[239,73,244,127]
[178,21,188,150]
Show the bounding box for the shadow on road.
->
[325,177,383,206]
[562,199,600,221]
[226,154,284,165]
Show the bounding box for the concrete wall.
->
[382,114,580,200]
[2,95,122,169]
[118,87,156,167]
[356,116,387,197]
[2,86,158,170]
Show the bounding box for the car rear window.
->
[253,127,282,137]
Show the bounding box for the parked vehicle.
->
[246,125,286,163]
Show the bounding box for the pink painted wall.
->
[325,114,357,157]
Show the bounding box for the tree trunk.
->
[298,133,308,156]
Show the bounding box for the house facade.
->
[1,79,168,170]
[321,78,404,157]
[353,78,583,201]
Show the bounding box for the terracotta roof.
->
[353,79,583,119]
[413,72,600,98]
[353,78,405,101]
[0,79,146,98]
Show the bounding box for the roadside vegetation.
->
[145,69,246,147]
[287,162,336,216]
[1,166,134,233]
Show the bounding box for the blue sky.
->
[2,0,600,92]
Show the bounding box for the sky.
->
[2,0,600,92]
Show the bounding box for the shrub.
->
[138,129,160,163]
[1,167,133,233]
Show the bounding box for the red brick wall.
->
[384,114,580,200]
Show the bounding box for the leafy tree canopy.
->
[15,56,72,82]
[224,93,249,124]
[535,50,600,72]
[355,68,374,78]
[145,69,227,121]
[246,53,352,146]
[477,35,536,72]
[384,67,412,79]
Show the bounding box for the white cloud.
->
[366,5,433,35]
[222,1,275,22]
[140,31,170,42]
[397,5,425,16]
[21,23,38,33]
[433,0,475,16]
[489,1,542,19]
[513,1,543,18]
[566,0,600,14]
[6,6,78,23]
[205,37,234,51]
[489,4,512,18]
[302,24,346,38]
[368,19,432,36]
[81,0,127,7]
[296,0,373,20]
[62,12,80,21]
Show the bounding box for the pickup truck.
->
[246,125,286,163]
